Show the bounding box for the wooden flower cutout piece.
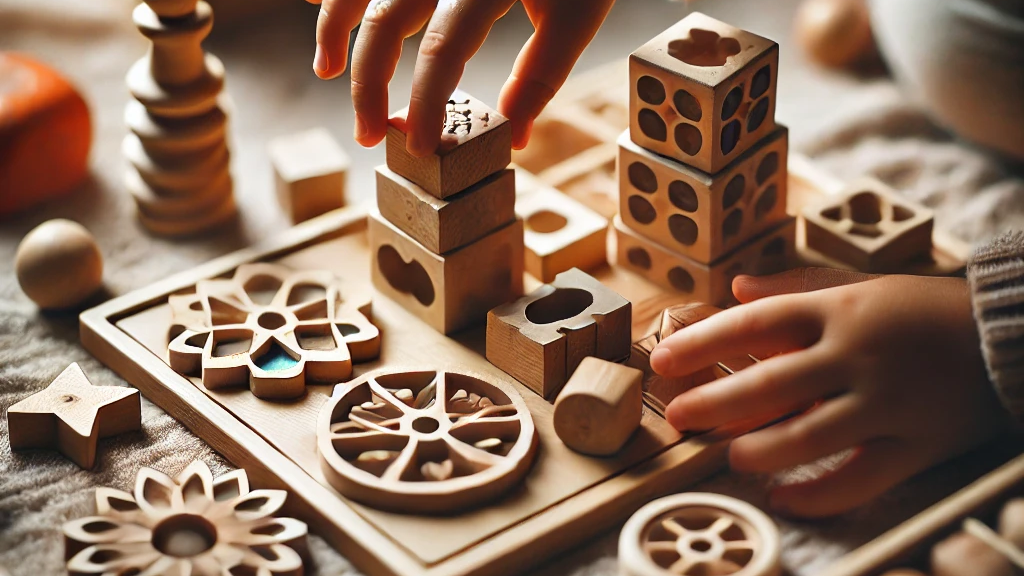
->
[668,29,742,67]
[317,369,538,514]
[167,263,381,400]
[63,460,308,576]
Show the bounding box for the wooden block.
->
[553,357,642,456]
[386,89,512,199]
[369,209,524,335]
[376,165,516,254]
[612,215,796,306]
[803,177,934,273]
[629,12,779,174]
[618,126,789,264]
[486,268,632,399]
[517,183,609,282]
[268,127,350,223]
[7,363,140,469]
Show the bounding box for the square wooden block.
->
[268,127,349,223]
[629,12,779,174]
[386,89,512,199]
[369,209,524,335]
[376,165,516,254]
[486,268,631,399]
[612,215,795,306]
[618,126,788,265]
[517,183,609,282]
[803,177,934,272]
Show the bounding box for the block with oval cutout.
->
[803,178,934,272]
[377,165,516,254]
[619,127,788,265]
[387,89,512,199]
[630,12,779,174]
[613,215,795,306]
[517,183,609,282]
[486,268,631,399]
[369,209,524,335]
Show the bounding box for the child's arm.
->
[651,257,1022,518]
[307,0,615,153]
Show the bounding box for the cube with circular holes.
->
[618,127,788,265]
[629,12,779,174]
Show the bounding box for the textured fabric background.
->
[1,0,1023,574]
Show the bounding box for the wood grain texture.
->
[517,182,609,282]
[268,127,349,224]
[553,357,643,456]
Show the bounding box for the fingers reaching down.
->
[732,268,879,303]
[314,0,373,80]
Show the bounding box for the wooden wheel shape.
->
[317,369,538,514]
[619,493,781,576]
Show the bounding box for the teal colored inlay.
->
[255,342,299,372]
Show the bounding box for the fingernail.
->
[354,115,368,141]
[650,347,674,375]
[313,44,329,75]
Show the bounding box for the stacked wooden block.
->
[370,90,524,334]
[612,13,796,306]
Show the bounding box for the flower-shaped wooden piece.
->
[63,461,307,576]
[167,263,380,400]
[668,29,742,67]
[619,493,780,576]
[317,369,538,514]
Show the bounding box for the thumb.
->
[733,268,879,303]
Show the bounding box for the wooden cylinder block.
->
[554,357,643,456]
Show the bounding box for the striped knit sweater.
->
[968,232,1024,420]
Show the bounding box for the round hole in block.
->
[412,417,440,434]
[722,209,743,239]
[627,247,652,270]
[756,152,779,185]
[674,89,702,122]
[257,311,287,330]
[892,204,915,222]
[638,109,668,142]
[377,245,436,306]
[675,123,703,156]
[751,65,771,98]
[849,192,883,224]
[525,210,568,233]
[691,539,713,553]
[152,514,217,558]
[747,97,770,132]
[755,185,778,220]
[667,29,742,67]
[629,195,658,224]
[668,214,699,246]
[721,86,743,121]
[721,120,741,155]
[723,174,745,209]
[525,288,594,324]
[667,267,695,293]
[669,180,699,213]
[636,76,666,105]
[628,161,659,193]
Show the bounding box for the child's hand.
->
[308,0,614,153]
[650,269,1015,518]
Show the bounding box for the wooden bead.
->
[16,219,103,310]
[999,498,1024,549]
[931,531,1014,576]
[0,53,91,216]
[795,0,876,68]
[554,357,643,456]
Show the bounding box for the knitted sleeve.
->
[967,231,1024,419]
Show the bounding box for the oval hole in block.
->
[849,192,883,224]
[667,29,741,67]
[627,247,652,270]
[637,76,666,105]
[755,185,778,220]
[721,120,741,155]
[526,210,568,233]
[751,64,771,98]
[669,181,699,212]
[721,86,743,121]
[756,152,779,185]
[629,195,658,224]
[669,214,699,246]
[674,123,703,156]
[674,89,702,122]
[723,175,745,209]
[747,97,770,132]
[525,288,594,324]
[667,267,695,293]
[638,109,668,142]
[377,245,436,306]
[628,161,659,193]
[722,210,743,239]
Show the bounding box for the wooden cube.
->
[369,210,524,335]
[629,12,779,174]
[268,127,349,223]
[553,357,643,456]
[376,166,516,254]
[618,127,788,265]
[803,177,934,272]
[517,183,609,282]
[613,215,795,306]
[487,268,631,399]
[386,89,512,199]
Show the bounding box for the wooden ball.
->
[16,219,103,310]
[931,531,1014,576]
[999,497,1024,549]
[795,0,875,68]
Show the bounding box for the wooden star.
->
[7,363,140,469]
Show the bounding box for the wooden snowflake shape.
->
[317,369,538,514]
[63,461,307,576]
[168,263,380,400]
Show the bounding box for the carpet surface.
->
[1,0,1023,574]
